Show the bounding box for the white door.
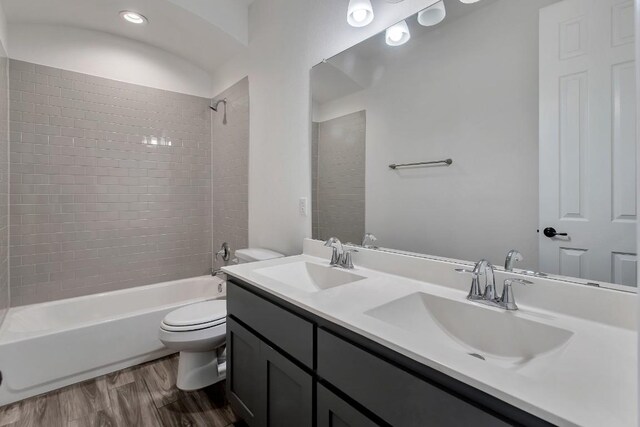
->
[539,0,636,286]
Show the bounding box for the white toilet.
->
[159,247,284,390]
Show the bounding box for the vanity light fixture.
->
[347,0,374,27]
[418,0,446,26]
[385,20,410,46]
[120,11,148,24]
[459,0,481,3]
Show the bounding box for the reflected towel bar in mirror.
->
[388,158,453,169]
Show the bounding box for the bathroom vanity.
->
[222,240,637,427]
[226,280,536,426]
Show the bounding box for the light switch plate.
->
[299,197,308,216]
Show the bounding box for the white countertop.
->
[223,245,637,427]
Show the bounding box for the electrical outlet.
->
[299,197,308,216]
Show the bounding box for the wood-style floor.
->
[0,354,244,427]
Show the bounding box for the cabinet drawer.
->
[317,329,509,427]
[228,281,314,368]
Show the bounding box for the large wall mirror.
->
[311,0,637,289]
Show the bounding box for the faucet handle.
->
[340,249,358,269]
[455,268,478,276]
[215,242,231,262]
[505,278,533,286]
[455,268,483,300]
[328,246,341,266]
[500,278,533,310]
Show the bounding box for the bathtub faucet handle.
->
[215,242,231,262]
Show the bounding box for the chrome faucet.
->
[340,249,357,269]
[474,259,498,301]
[324,237,344,266]
[362,233,378,249]
[500,278,532,310]
[324,237,357,269]
[456,259,532,310]
[215,242,231,262]
[504,249,523,272]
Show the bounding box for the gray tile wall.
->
[312,111,366,244]
[9,60,212,305]
[0,48,8,322]
[211,78,249,270]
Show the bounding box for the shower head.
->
[210,98,228,125]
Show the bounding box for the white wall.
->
[8,24,212,97]
[212,0,438,255]
[635,1,640,425]
[0,3,7,54]
[315,0,553,269]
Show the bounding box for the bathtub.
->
[0,275,224,406]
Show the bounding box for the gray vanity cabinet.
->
[317,384,379,427]
[317,329,509,427]
[227,317,313,427]
[226,279,551,427]
[261,343,313,427]
[227,317,263,425]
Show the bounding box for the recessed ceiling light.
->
[120,11,148,24]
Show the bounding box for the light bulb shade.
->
[418,1,446,26]
[459,0,481,3]
[385,20,411,46]
[347,0,374,27]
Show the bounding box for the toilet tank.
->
[235,248,284,264]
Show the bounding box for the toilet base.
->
[176,348,227,391]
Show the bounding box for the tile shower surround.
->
[211,78,249,271]
[0,51,8,323]
[9,60,213,305]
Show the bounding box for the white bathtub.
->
[0,275,224,406]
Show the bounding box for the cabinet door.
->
[317,384,379,427]
[227,318,264,426]
[261,343,313,427]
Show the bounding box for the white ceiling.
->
[1,0,252,74]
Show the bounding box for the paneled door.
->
[539,0,637,286]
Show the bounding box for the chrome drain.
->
[468,353,485,361]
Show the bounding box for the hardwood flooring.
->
[0,354,244,427]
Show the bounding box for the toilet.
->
[159,247,284,390]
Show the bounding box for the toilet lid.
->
[162,300,227,327]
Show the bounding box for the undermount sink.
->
[365,292,573,368]
[253,261,366,293]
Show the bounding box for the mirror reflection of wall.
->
[311,0,637,288]
[312,111,366,245]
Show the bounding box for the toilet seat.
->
[161,300,226,332]
[161,317,225,332]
